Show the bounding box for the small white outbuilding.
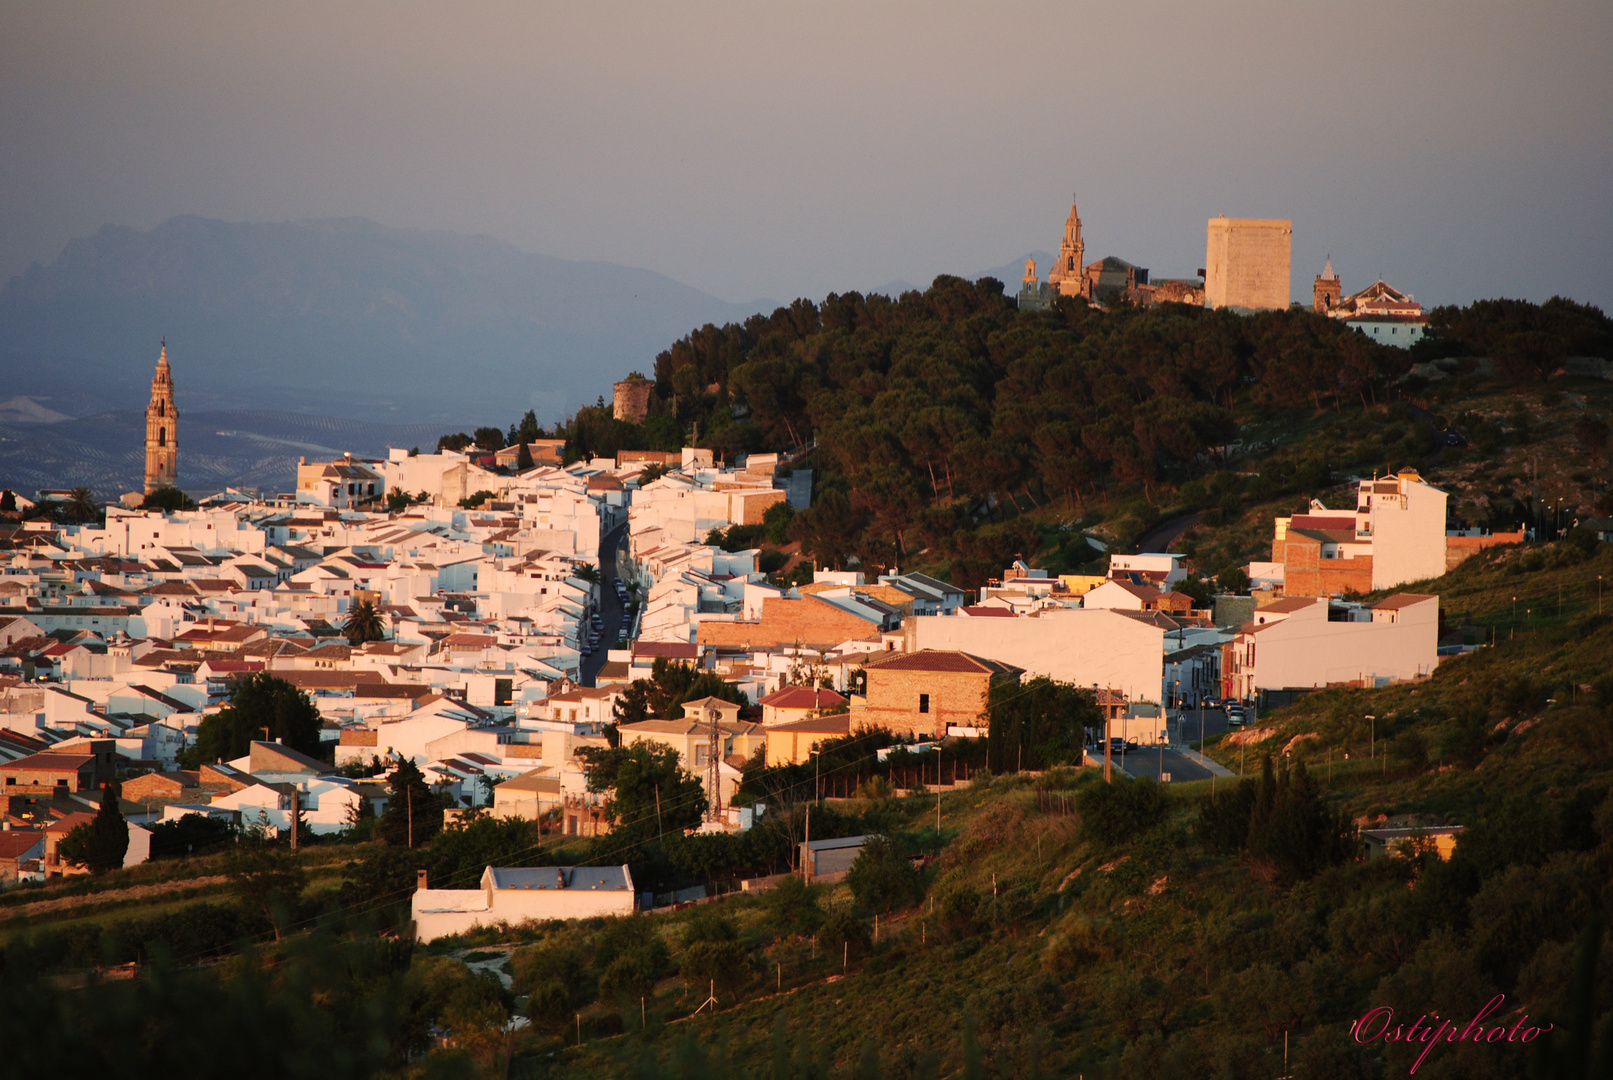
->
[411,864,636,943]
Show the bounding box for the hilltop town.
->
[2,213,1611,1077]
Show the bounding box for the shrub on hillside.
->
[510,942,586,1026]
[818,908,872,963]
[845,834,924,913]
[764,873,823,937]
[678,939,748,998]
[1077,777,1169,846]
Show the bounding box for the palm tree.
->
[343,598,387,645]
[65,486,98,524]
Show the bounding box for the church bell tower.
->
[1047,196,1086,298]
[144,343,178,494]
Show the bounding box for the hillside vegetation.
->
[4,547,1612,1078]
[482,281,1610,591]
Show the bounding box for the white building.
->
[411,864,636,943]
[1225,594,1438,702]
[905,607,1165,705]
[1106,552,1187,589]
[296,456,385,509]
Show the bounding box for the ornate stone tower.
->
[144,343,178,494]
[1047,196,1086,297]
[1313,258,1342,313]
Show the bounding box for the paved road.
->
[1172,705,1232,746]
[581,521,630,687]
[1123,745,1224,783]
[1130,511,1202,555]
[1114,706,1245,783]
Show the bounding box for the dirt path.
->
[2,875,228,921]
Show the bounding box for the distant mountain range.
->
[0,215,1053,496]
[0,215,774,426]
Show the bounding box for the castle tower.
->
[1047,196,1086,297]
[144,343,178,494]
[1313,258,1342,313]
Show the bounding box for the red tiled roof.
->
[759,686,848,710]
[634,642,698,660]
[0,831,44,859]
[863,650,1022,676]
[45,811,96,835]
[960,605,1016,617]
[766,712,852,735]
[1372,594,1436,610]
[6,751,95,772]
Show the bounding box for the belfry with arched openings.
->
[144,343,178,494]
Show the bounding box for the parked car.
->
[1108,736,1126,755]
[1227,703,1246,726]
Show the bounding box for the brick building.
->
[858,649,1022,739]
[697,594,891,650]
[2,751,98,794]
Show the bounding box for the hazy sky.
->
[3,2,1610,309]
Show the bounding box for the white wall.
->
[1370,479,1448,589]
[907,607,1164,704]
[1241,596,1437,691]
[410,875,635,943]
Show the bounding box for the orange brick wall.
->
[857,667,991,739]
[697,596,876,649]
[1280,536,1373,598]
[733,488,787,525]
[1445,531,1525,571]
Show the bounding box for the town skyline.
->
[4,3,1611,311]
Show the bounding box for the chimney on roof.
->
[416,869,428,890]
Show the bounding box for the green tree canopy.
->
[179,673,324,768]
[986,677,1102,772]
[580,743,706,846]
[845,834,924,913]
[611,657,749,726]
[378,758,444,849]
[141,486,196,512]
[58,783,129,873]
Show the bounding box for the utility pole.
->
[802,803,811,882]
[1104,709,1112,784]
[407,784,414,850]
[290,788,298,853]
[705,706,722,822]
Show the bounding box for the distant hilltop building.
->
[144,343,178,494]
[1313,261,1427,347]
[1018,196,1204,311]
[1204,217,1291,311]
[613,375,654,423]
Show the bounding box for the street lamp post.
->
[1366,714,1376,764]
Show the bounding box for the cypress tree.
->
[86,782,129,873]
